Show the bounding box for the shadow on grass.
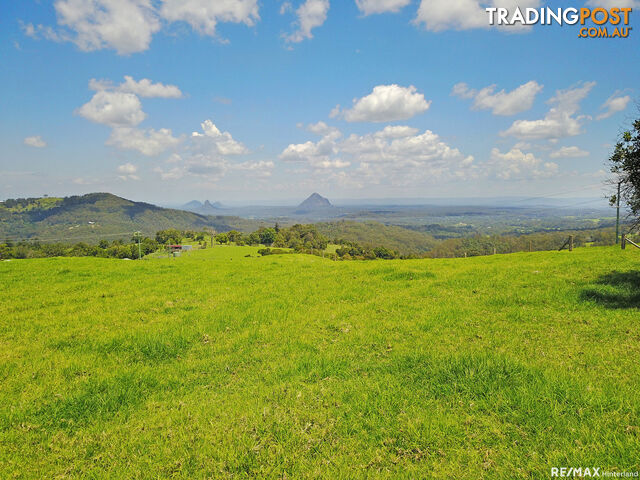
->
[580,270,640,309]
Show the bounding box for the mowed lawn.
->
[1,246,639,479]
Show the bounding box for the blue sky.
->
[0,0,638,204]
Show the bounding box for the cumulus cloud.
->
[549,146,589,159]
[52,0,160,55]
[77,76,184,156]
[280,125,343,168]
[452,80,543,116]
[414,0,541,32]
[107,127,182,156]
[23,136,47,148]
[597,92,631,120]
[159,0,259,37]
[332,84,431,123]
[501,81,595,140]
[116,162,139,180]
[192,120,249,155]
[154,155,273,182]
[76,90,146,127]
[90,75,183,98]
[489,147,558,180]
[284,0,330,43]
[280,123,475,186]
[355,0,411,15]
[26,0,260,55]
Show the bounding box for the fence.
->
[621,234,640,250]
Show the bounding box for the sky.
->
[0,0,638,205]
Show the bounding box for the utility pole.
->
[615,181,622,244]
[134,231,142,259]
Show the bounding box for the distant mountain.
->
[183,200,203,211]
[0,193,260,243]
[182,199,224,214]
[296,193,332,213]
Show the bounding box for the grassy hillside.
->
[0,193,261,243]
[316,220,438,254]
[1,246,639,477]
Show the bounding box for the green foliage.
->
[609,116,640,227]
[214,233,229,244]
[1,247,639,478]
[155,229,183,245]
[0,196,63,212]
[316,220,437,255]
[0,237,159,260]
[427,228,617,258]
[258,228,277,246]
[0,192,261,243]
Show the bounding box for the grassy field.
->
[1,246,639,478]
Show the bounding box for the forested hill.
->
[0,193,261,243]
[316,220,439,255]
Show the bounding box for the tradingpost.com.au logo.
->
[486,6,633,38]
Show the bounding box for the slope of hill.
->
[296,193,332,213]
[1,246,638,477]
[0,193,260,242]
[182,200,224,214]
[316,220,438,254]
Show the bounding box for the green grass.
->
[1,246,639,478]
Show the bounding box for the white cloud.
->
[52,0,160,54]
[332,84,431,122]
[280,123,475,186]
[355,0,411,15]
[489,147,558,180]
[107,127,182,156]
[306,121,341,138]
[284,0,330,43]
[373,125,419,138]
[116,162,140,180]
[452,80,543,116]
[154,154,273,182]
[414,0,541,32]
[27,0,260,55]
[76,90,146,127]
[90,76,183,98]
[501,81,595,140]
[77,77,183,155]
[117,162,137,174]
[192,120,249,155]
[549,146,589,159]
[597,93,631,120]
[159,0,259,37]
[23,136,47,148]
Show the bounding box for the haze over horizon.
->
[1,1,637,204]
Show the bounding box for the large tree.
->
[609,116,640,229]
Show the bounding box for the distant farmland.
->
[1,246,639,478]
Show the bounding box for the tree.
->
[156,229,183,245]
[215,233,229,244]
[609,116,640,229]
[259,228,276,246]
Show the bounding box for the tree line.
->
[0,224,624,261]
[0,236,159,260]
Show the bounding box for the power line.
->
[510,183,606,204]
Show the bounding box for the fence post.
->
[569,235,573,252]
[622,234,626,250]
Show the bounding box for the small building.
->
[166,244,192,256]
